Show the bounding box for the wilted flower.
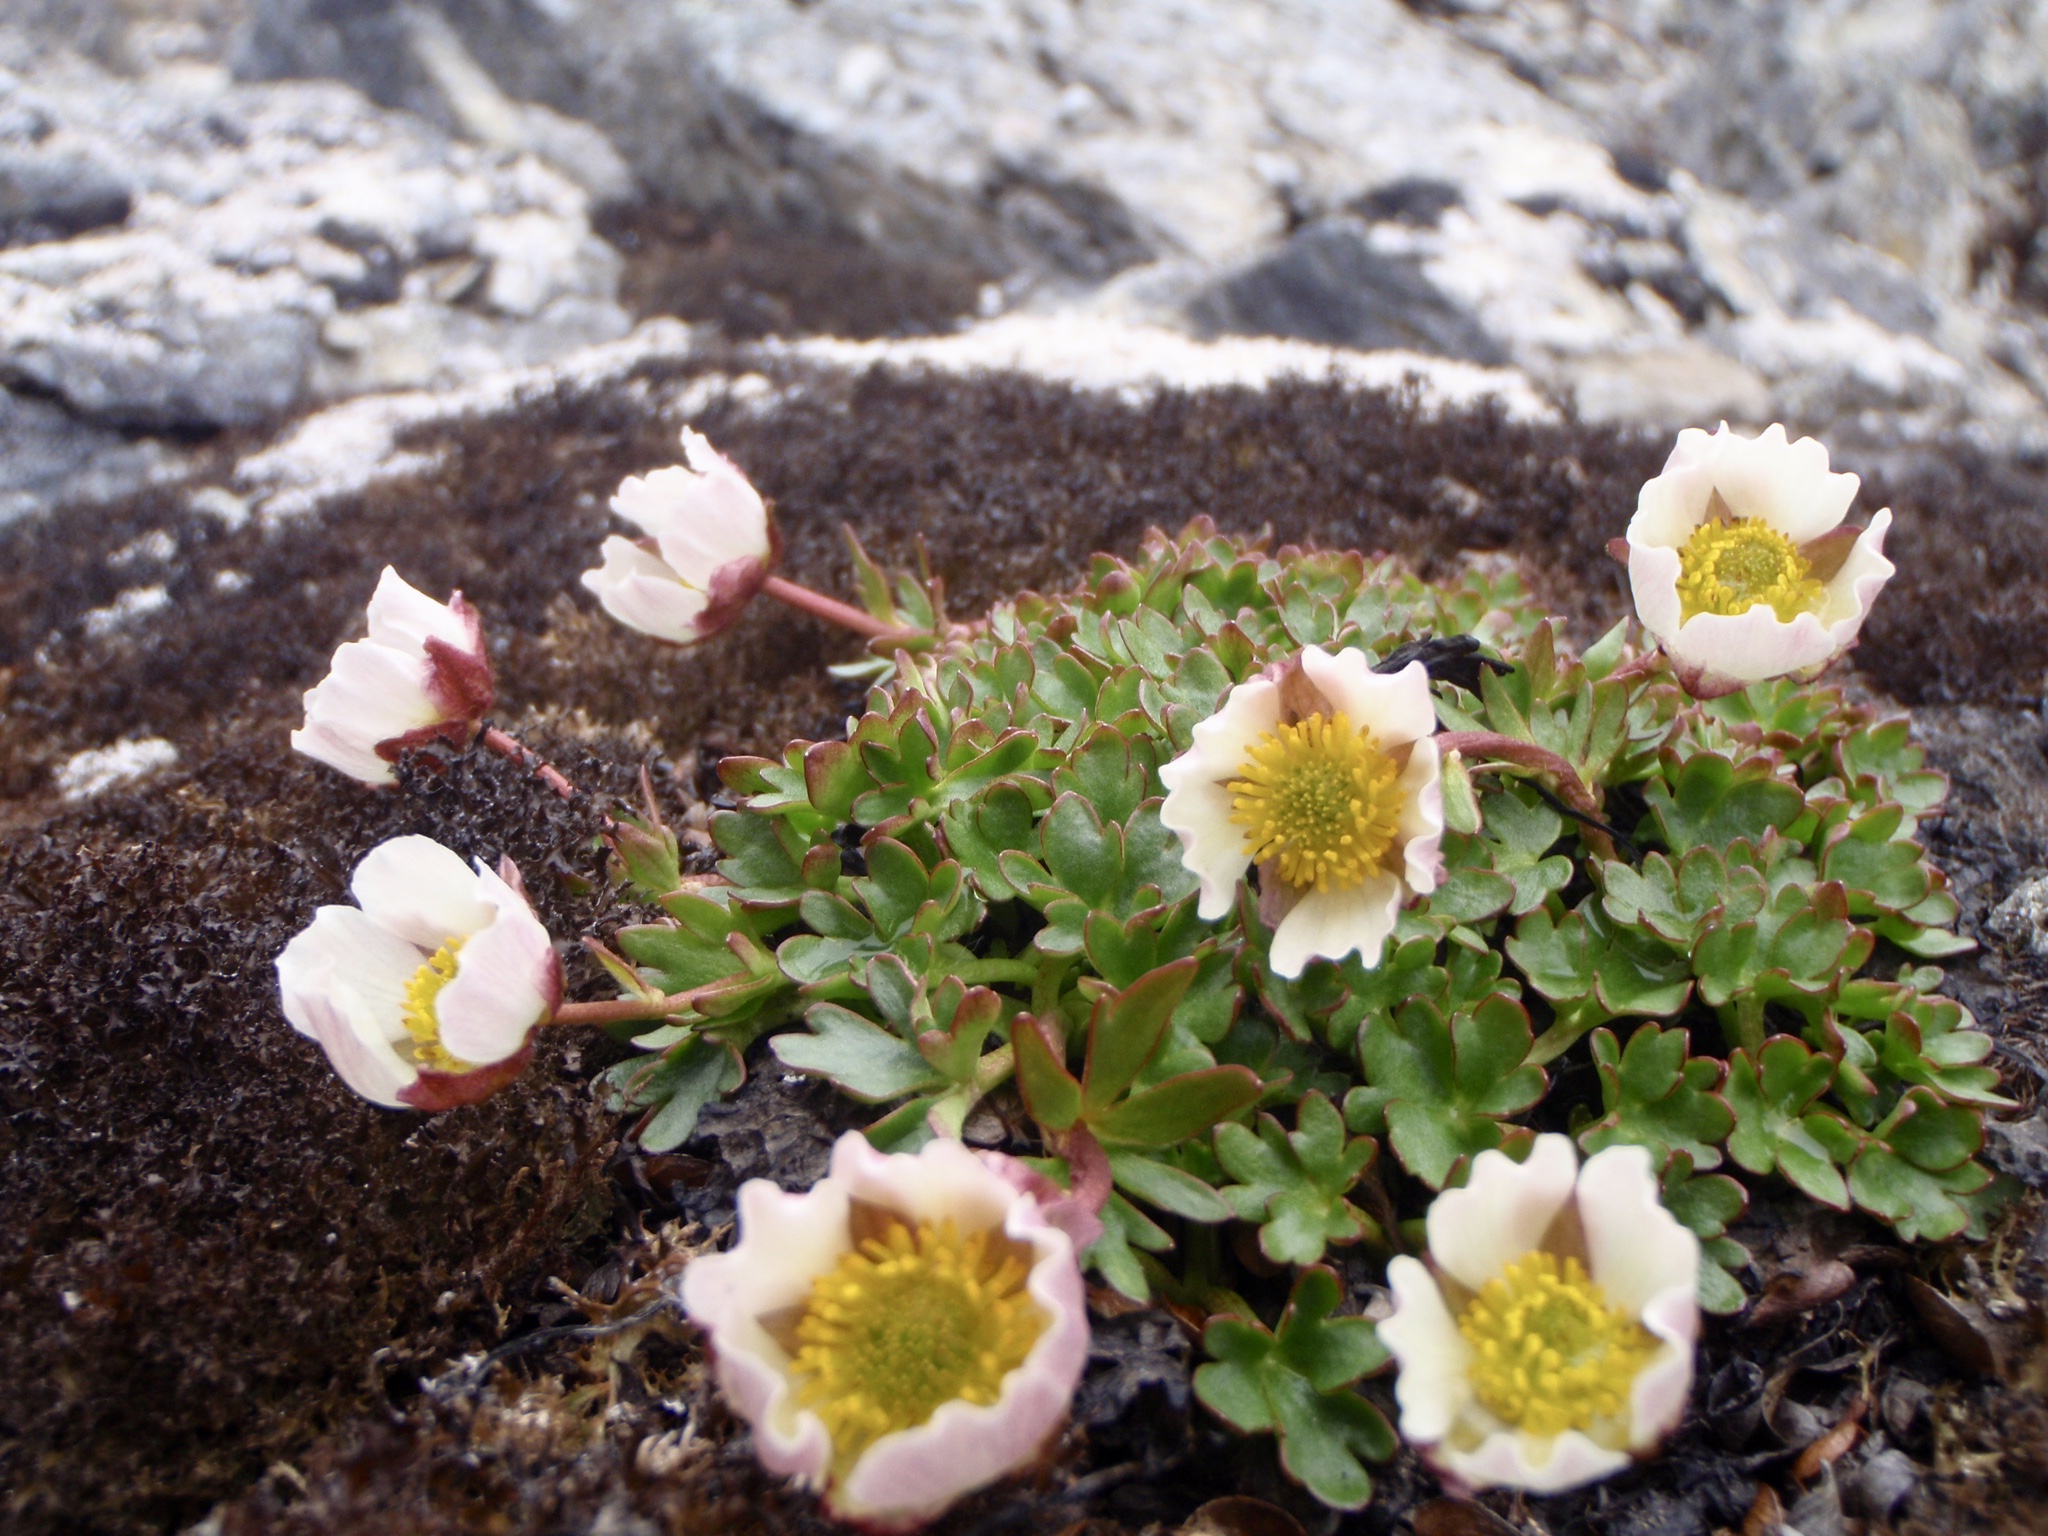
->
[581,428,778,645]
[291,566,495,786]
[680,1132,1090,1530]
[1159,645,1443,978]
[275,835,562,1110]
[1378,1136,1699,1493]
[1625,423,1893,695]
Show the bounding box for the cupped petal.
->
[1397,736,1445,895]
[1626,427,1718,550]
[1379,1255,1473,1443]
[1160,677,1279,920]
[350,834,493,950]
[1426,1133,1579,1293]
[1815,508,1894,630]
[1431,1425,1631,1495]
[1576,1144,1699,1317]
[679,1173,853,1486]
[1626,542,1685,648]
[364,566,479,658]
[276,905,423,1044]
[299,637,441,745]
[581,536,712,644]
[1268,872,1403,977]
[1626,1286,1700,1449]
[290,984,418,1108]
[434,862,558,1064]
[1664,604,1840,686]
[290,718,398,787]
[1709,423,1858,544]
[1301,650,1437,747]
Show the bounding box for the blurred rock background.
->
[8,0,2048,519]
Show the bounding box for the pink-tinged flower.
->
[1159,645,1444,978]
[680,1132,1090,1531]
[1626,423,1893,696]
[275,835,562,1110]
[1378,1136,1699,1494]
[581,429,778,645]
[290,567,496,786]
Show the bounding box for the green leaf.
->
[1085,1192,1172,1301]
[1107,1150,1233,1223]
[1089,1065,1263,1147]
[1014,1015,1082,1133]
[1578,1025,1734,1171]
[602,1035,744,1151]
[1847,1146,1991,1243]
[771,1003,946,1101]
[1214,1092,1380,1264]
[1082,958,1198,1116]
[1361,992,1545,1189]
[1643,751,1804,851]
[1724,1038,1850,1209]
[1194,1267,1394,1511]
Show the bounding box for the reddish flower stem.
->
[760,574,919,642]
[1434,729,1617,861]
[480,726,579,801]
[1055,1124,1114,1217]
[550,986,717,1027]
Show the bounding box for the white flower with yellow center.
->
[1378,1136,1699,1494]
[581,428,778,645]
[291,567,496,787]
[1159,646,1443,978]
[1626,423,1893,694]
[274,836,562,1110]
[680,1133,1090,1531]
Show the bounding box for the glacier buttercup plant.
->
[681,1132,1090,1531]
[275,835,562,1109]
[1160,644,1444,977]
[1377,1135,1699,1493]
[291,566,495,786]
[1624,422,1894,696]
[581,428,779,645]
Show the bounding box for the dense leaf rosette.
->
[1625,423,1893,694]
[680,1133,1089,1530]
[275,835,561,1108]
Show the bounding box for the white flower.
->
[1378,1136,1699,1494]
[680,1132,1091,1531]
[291,566,495,786]
[1626,423,1893,694]
[581,428,777,644]
[275,835,562,1110]
[1159,645,1444,978]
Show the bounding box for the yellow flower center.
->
[400,939,475,1073]
[790,1217,1046,1473]
[1675,515,1825,623]
[1228,711,1404,893]
[1458,1252,1659,1438]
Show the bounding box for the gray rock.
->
[0,384,186,524]
[1989,870,2048,957]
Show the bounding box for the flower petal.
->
[580,536,713,644]
[1379,1254,1473,1443]
[1302,650,1436,747]
[1625,427,1717,549]
[1664,604,1841,685]
[289,718,397,787]
[680,1172,850,1486]
[363,565,479,657]
[1268,872,1402,977]
[1397,736,1445,895]
[350,835,493,950]
[1627,1286,1700,1449]
[1626,542,1685,648]
[1709,422,1858,544]
[1160,677,1279,920]
[276,909,425,1108]
[1431,1425,1631,1495]
[1426,1133,1579,1293]
[296,637,442,770]
[434,862,558,1064]
[1576,1144,1700,1317]
[1816,508,1894,629]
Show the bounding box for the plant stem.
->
[1726,996,1768,1057]
[1528,1002,1606,1066]
[480,726,579,801]
[550,986,716,1027]
[953,956,1043,987]
[761,575,919,642]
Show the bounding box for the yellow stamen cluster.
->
[791,1217,1046,1472]
[1675,515,1825,623]
[1228,711,1403,893]
[1458,1251,1659,1438]
[400,939,474,1073]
